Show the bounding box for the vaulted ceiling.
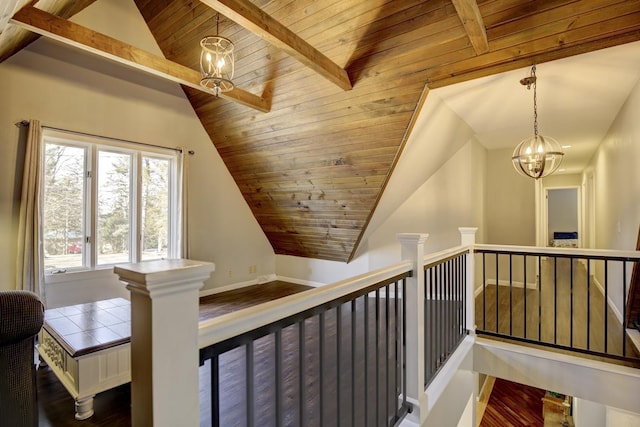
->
[1,0,640,262]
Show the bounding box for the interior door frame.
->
[540,185,582,247]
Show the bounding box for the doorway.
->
[545,187,581,247]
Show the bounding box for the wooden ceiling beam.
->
[198,0,352,91]
[2,1,98,62]
[10,5,270,112]
[451,0,489,55]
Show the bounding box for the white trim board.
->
[483,278,538,290]
[199,273,278,297]
[199,278,261,297]
[592,276,624,326]
[275,275,326,288]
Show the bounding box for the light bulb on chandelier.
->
[199,12,235,97]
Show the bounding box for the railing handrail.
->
[422,244,470,268]
[197,242,640,350]
[198,261,413,349]
[474,243,640,261]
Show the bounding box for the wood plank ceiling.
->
[3,0,640,262]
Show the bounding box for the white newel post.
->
[115,259,215,427]
[397,233,428,425]
[459,227,477,333]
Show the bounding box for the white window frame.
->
[41,128,181,281]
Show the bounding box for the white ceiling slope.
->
[432,41,640,175]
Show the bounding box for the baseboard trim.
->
[199,279,259,297]
[481,278,538,291]
[627,328,640,356]
[592,276,624,325]
[475,286,483,298]
[476,375,495,427]
[275,275,326,288]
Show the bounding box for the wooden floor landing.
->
[198,281,312,320]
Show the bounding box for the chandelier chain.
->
[512,64,564,179]
[532,65,538,137]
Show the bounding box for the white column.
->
[459,227,478,332]
[115,259,215,427]
[397,233,429,425]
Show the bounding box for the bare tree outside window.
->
[41,130,180,274]
[43,143,85,270]
[97,151,131,265]
[141,157,169,261]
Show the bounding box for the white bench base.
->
[38,328,131,420]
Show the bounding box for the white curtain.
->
[16,120,46,304]
[178,149,190,259]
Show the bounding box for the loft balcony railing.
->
[474,245,640,364]
[198,267,413,427]
[116,229,640,427]
[423,248,470,386]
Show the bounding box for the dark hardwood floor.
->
[479,378,546,427]
[38,367,131,427]
[198,281,312,320]
[37,281,312,427]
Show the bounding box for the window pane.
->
[97,151,131,265]
[43,143,85,271]
[141,157,170,261]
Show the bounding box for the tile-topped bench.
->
[37,298,131,420]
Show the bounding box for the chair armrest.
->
[0,291,44,345]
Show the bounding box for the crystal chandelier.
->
[511,65,564,179]
[199,13,234,97]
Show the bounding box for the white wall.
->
[275,252,369,286]
[486,148,536,245]
[607,407,640,427]
[574,398,640,427]
[421,340,476,427]
[588,73,640,313]
[0,0,275,302]
[368,138,486,270]
[542,173,582,188]
[574,398,607,427]
[590,74,640,251]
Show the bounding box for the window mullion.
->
[133,153,142,263]
[87,145,97,269]
[169,157,179,259]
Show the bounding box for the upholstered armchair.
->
[0,291,44,427]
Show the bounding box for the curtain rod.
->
[15,120,195,155]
